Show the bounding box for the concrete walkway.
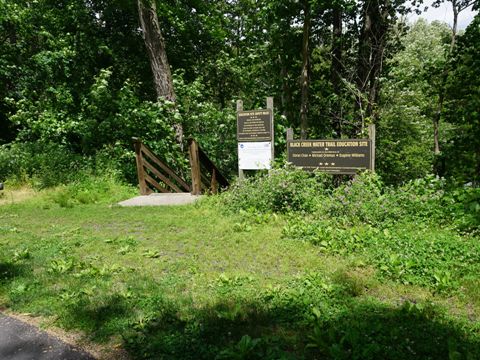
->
[118,192,202,207]
[0,313,94,360]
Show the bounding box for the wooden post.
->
[267,97,274,169]
[286,128,293,166]
[286,128,294,141]
[132,137,148,195]
[210,168,218,194]
[236,100,245,181]
[368,124,376,172]
[188,138,202,195]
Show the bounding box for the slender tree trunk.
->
[432,0,461,156]
[137,0,183,145]
[451,3,458,50]
[330,6,343,137]
[355,0,390,134]
[476,141,480,185]
[300,0,310,140]
[280,54,294,124]
[355,1,372,135]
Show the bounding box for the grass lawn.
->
[1,188,479,359]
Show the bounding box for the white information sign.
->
[238,142,272,170]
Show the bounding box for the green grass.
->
[1,188,480,359]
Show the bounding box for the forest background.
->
[1,0,480,187]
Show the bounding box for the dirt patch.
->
[3,310,131,360]
[0,187,37,206]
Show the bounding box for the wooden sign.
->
[287,139,372,174]
[237,109,273,142]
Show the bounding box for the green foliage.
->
[220,170,453,226]
[221,169,480,293]
[378,20,451,185]
[305,300,479,360]
[0,142,88,187]
[47,175,135,208]
[322,173,448,226]
[0,140,139,191]
[443,14,480,183]
[216,166,333,214]
[174,73,237,177]
[1,0,478,188]
[284,219,480,292]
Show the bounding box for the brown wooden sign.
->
[287,139,373,174]
[237,109,272,142]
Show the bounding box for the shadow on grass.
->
[0,262,28,283]
[60,294,131,341]
[116,298,480,360]
[56,274,480,360]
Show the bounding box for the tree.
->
[299,0,311,139]
[137,0,175,102]
[443,14,480,183]
[355,0,397,130]
[431,0,475,156]
[378,20,451,184]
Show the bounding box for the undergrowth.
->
[1,170,480,359]
[217,170,480,295]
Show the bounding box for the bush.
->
[442,186,480,233]
[0,142,88,187]
[217,169,456,226]
[0,141,140,192]
[216,166,333,214]
[48,174,136,207]
[321,173,448,226]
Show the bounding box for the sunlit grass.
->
[1,187,479,359]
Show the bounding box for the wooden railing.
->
[133,137,229,196]
[188,138,229,195]
[133,137,190,195]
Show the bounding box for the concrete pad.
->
[118,193,202,207]
[0,313,94,360]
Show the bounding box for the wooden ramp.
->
[118,193,201,207]
[122,138,228,207]
[132,137,229,196]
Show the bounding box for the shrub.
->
[0,142,88,187]
[217,166,333,214]
[48,174,136,207]
[320,173,448,226]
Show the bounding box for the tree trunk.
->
[280,54,294,124]
[355,0,389,134]
[450,1,459,50]
[432,0,461,156]
[138,0,175,101]
[137,0,183,144]
[300,0,310,140]
[355,1,372,135]
[330,6,343,137]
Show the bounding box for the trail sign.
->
[237,109,273,142]
[238,142,272,170]
[287,139,372,174]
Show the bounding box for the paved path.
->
[0,313,94,360]
[118,192,201,207]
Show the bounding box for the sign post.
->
[236,100,245,180]
[368,123,376,172]
[236,98,274,177]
